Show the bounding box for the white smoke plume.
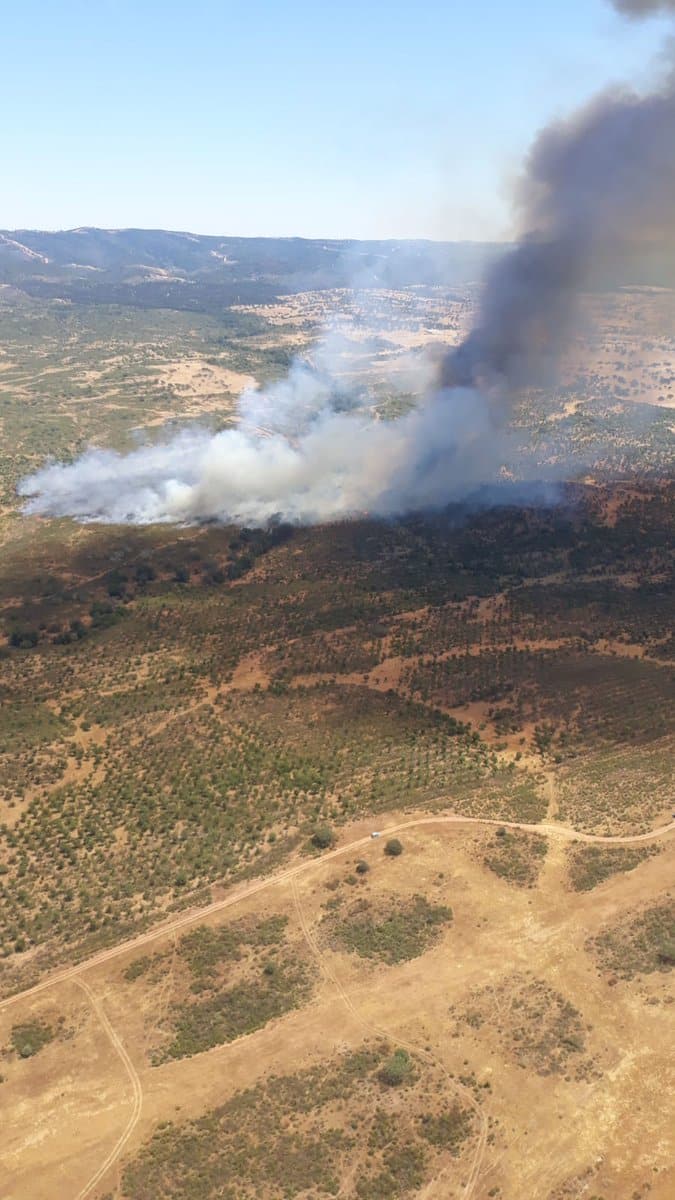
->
[19,5,675,528]
[19,340,508,525]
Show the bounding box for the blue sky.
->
[3,0,671,239]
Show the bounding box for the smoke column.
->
[19,3,675,527]
[611,1,675,16]
[442,77,675,398]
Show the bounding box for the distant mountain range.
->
[0,228,501,312]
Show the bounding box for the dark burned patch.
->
[1,520,293,653]
[1,481,673,989]
[402,648,675,758]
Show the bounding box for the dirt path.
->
[2,810,673,1199]
[291,877,488,1200]
[544,771,558,822]
[72,979,143,1200]
[2,812,673,1017]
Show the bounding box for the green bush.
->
[657,938,675,966]
[483,829,547,888]
[419,1105,473,1153]
[156,957,312,1062]
[330,894,452,965]
[10,1020,55,1059]
[588,900,675,979]
[311,825,335,850]
[378,1048,414,1087]
[567,843,658,892]
[384,838,403,857]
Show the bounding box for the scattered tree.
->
[378,1048,413,1087]
[311,825,334,850]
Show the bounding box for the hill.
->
[0,255,673,1199]
[0,229,501,312]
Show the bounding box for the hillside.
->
[0,229,501,312]
[1,477,673,1200]
[0,253,672,1199]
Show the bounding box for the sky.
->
[2,0,672,240]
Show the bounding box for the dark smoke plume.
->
[443,78,675,397]
[18,4,675,526]
[611,1,675,16]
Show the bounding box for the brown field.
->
[564,289,675,409]
[0,279,674,1199]
[1,816,673,1200]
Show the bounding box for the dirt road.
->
[72,979,143,1200]
[2,811,673,1015]
[2,809,673,1199]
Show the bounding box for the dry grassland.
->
[1,821,672,1200]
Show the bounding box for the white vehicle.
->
[370,831,381,838]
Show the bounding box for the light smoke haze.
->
[19,4,675,527]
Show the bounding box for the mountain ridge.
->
[0,228,501,311]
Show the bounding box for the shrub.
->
[656,938,675,966]
[419,1105,473,1154]
[11,1020,55,1059]
[355,860,370,875]
[588,900,675,979]
[311,825,335,850]
[157,958,312,1062]
[378,1048,414,1087]
[330,894,452,965]
[483,829,547,888]
[9,628,39,649]
[384,838,403,857]
[567,843,658,892]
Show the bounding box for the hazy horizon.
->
[4,0,672,241]
[1,224,510,244]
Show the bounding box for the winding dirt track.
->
[2,812,673,1199]
[2,813,673,1016]
[72,979,143,1200]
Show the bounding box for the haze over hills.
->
[0,229,503,308]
